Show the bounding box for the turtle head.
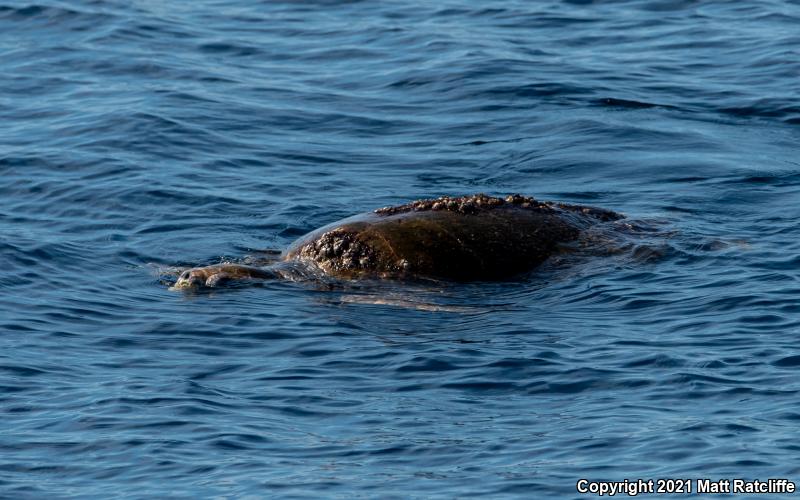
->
[170,268,213,290]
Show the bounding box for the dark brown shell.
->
[283,194,622,281]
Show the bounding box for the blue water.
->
[2,1,800,498]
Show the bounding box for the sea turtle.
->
[171,193,623,289]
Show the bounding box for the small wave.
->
[198,42,263,57]
[596,97,677,110]
[0,4,114,28]
[720,100,800,125]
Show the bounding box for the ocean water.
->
[2,0,799,498]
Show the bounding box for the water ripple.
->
[1,0,798,497]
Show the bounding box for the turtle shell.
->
[284,194,620,280]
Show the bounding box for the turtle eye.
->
[179,270,191,281]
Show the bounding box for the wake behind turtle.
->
[172,193,624,289]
